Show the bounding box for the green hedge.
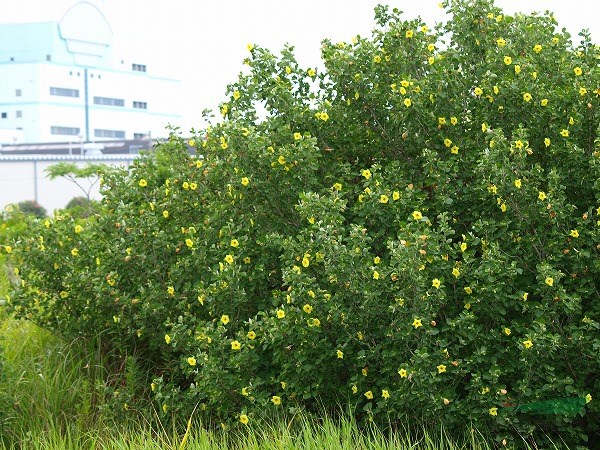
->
[7,0,599,447]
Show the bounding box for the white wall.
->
[0,155,135,213]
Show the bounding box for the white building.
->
[0,1,181,144]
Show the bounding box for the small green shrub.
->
[8,0,599,447]
[15,201,47,219]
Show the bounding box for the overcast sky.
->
[2,0,599,133]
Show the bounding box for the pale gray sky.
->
[3,0,599,133]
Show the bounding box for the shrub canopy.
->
[6,0,600,446]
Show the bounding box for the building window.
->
[1,112,6,119]
[50,87,79,97]
[132,63,147,72]
[15,89,22,97]
[16,110,22,118]
[133,133,147,139]
[133,101,147,109]
[93,96,125,107]
[94,129,125,139]
[51,126,80,135]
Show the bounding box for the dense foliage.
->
[6,0,599,446]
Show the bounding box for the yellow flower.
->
[71,248,79,257]
[427,43,435,51]
[364,391,373,399]
[464,287,473,295]
[352,385,358,394]
[165,334,171,344]
[503,327,511,336]
[500,203,507,213]
[533,44,542,53]
[540,98,548,106]
[220,104,228,116]
[450,116,458,125]
[398,368,408,378]
[336,350,344,359]
[241,177,250,186]
[392,191,400,201]
[474,87,483,96]
[412,318,422,328]
[379,195,389,204]
[221,315,230,325]
[373,271,380,280]
[271,396,281,405]
[188,139,196,147]
[382,390,390,399]
[247,330,257,340]
[163,210,169,218]
[437,364,447,374]
[285,66,292,74]
[242,387,250,396]
[489,407,498,416]
[545,277,554,287]
[373,55,381,63]
[307,68,316,77]
[293,132,302,140]
[586,393,592,404]
[302,256,310,268]
[303,304,313,314]
[362,367,368,376]
[277,309,285,319]
[579,87,588,96]
[421,25,429,32]
[405,30,414,38]
[514,179,522,189]
[451,146,459,154]
[432,278,441,289]
[190,182,197,190]
[277,155,286,165]
[231,340,241,350]
[444,138,452,147]
[428,56,435,65]
[460,242,467,252]
[247,43,254,51]
[333,183,342,191]
[361,169,372,179]
[544,138,551,147]
[514,65,521,74]
[224,254,234,264]
[560,129,569,137]
[232,90,240,100]
[523,93,532,102]
[523,340,533,349]
[497,38,506,47]
[59,291,69,299]
[220,136,228,149]
[574,67,582,76]
[167,286,175,296]
[452,267,460,278]
[570,229,579,238]
[403,98,412,107]
[139,179,148,187]
[503,56,512,65]
[187,357,196,366]
[464,302,471,310]
[569,117,575,125]
[239,414,249,425]
[481,122,487,132]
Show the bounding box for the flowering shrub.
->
[8,0,599,446]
